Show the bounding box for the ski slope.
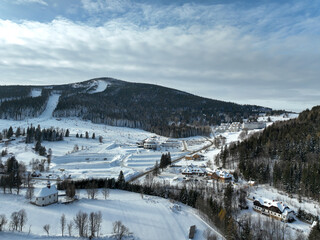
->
[38,94,60,119]
[88,80,109,94]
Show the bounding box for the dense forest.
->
[0,89,50,120]
[216,106,320,201]
[0,86,31,100]
[0,78,272,137]
[52,78,270,137]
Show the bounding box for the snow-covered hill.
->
[0,189,222,240]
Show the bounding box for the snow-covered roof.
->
[182,165,205,174]
[212,169,232,179]
[254,198,293,214]
[35,185,58,198]
[144,138,157,144]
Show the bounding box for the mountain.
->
[0,77,272,137]
[217,105,320,200]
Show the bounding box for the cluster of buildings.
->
[181,165,233,182]
[214,121,267,133]
[138,137,181,150]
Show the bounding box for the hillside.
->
[217,105,320,201]
[0,78,271,137]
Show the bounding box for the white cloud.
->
[81,0,130,14]
[0,1,319,112]
[13,0,48,6]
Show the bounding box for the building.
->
[207,169,232,182]
[185,154,205,161]
[242,122,266,130]
[35,182,58,206]
[192,154,205,161]
[252,198,295,222]
[229,122,241,132]
[161,139,181,149]
[143,138,157,150]
[182,164,205,176]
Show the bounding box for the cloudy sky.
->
[0,0,319,112]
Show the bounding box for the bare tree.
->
[101,185,109,200]
[10,212,19,231]
[86,183,98,199]
[113,221,130,240]
[25,184,34,201]
[18,209,27,232]
[0,214,7,231]
[67,221,73,237]
[43,224,50,236]
[89,211,102,237]
[60,213,66,236]
[74,211,88,237]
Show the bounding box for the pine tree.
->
[6,126,13,139]
[65,129,70,137]
[117,171,125,184]
[15,127,21,138]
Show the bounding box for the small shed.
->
[35,182,58,206]
[189,225,196,239]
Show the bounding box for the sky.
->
[0,0,319,112]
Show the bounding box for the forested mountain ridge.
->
[0,77,271,137]
[217,105,320,201]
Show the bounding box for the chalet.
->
[192,154,205,161]
[35,181,58,206]
[207,169,232,182]
[185,154,205,161]
[252,198,295,222]
[143,138,157,150]
[182,164,205,176]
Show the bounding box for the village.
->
[0,115,315,239]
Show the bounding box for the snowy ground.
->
[0,94,210,181]
[0,189,223,240]
[0,95,315,239]
[88,80,109,94]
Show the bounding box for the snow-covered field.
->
[0,95,316,239]
[0,189,222,240]
[0,94,209,181]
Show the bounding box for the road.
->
[128,138,214,183]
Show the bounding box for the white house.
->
[253,198,295,222]
[182,164,206,176]
[35,182,58,206]
[144,138,158,150]
[161,139,181,149]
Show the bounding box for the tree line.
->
[216,106,320,202]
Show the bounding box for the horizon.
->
[1,0,319,112]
